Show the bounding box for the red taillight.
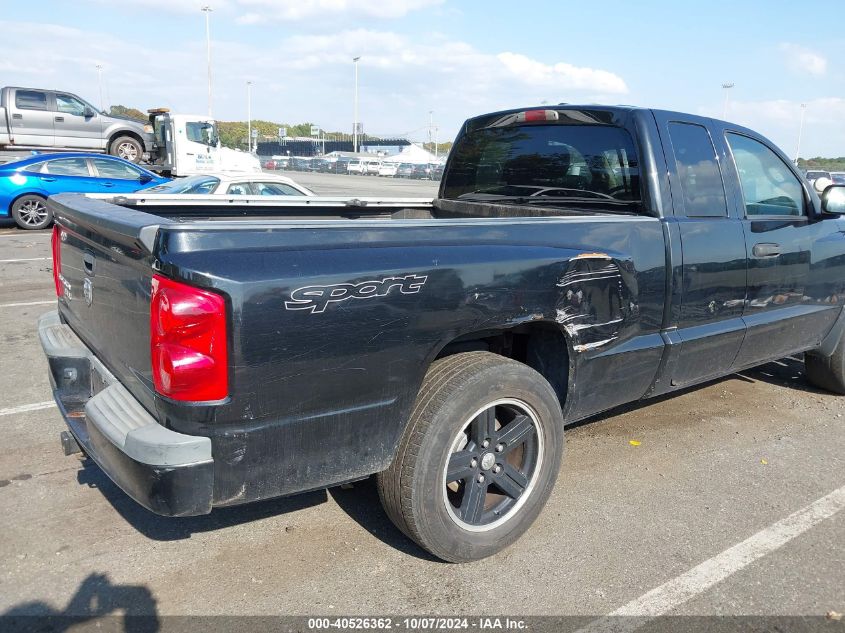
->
[519,109,560,123]
[51,225,63,297]
[150,274,228,402]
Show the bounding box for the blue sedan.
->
[0,153,168,229]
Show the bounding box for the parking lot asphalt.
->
[0,172,842,626]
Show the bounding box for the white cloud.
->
[0,19,629,145]
[497,52,627,94]
[236,0,444,23]
[699,98,845,158]
[779,43,828,76]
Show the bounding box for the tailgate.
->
[50,193,167,414]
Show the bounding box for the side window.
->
[726,133,805,217]
[226,183,251,195]
[15,90,48,111]
[92,158,142,180]
[21,161,47,174]
[253,182,300,195]
[667,122,728,217]
[43,158,90,177]
[55,94,88,116]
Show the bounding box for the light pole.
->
[247,81,252,153]
[428,110,433,154]
[721,82,734,119]
[202,6,213,117]
[795,103,807,165]
[353,56,361,153]
[95,64,104,112]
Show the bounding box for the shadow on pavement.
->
[328,477,441,562]
[1,572,159,632]
[76,461,328,542]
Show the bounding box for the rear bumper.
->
[38,311,214,517]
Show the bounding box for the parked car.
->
[143,172,314,196]
[830,172,845,185]
[409,163,431,179]
[42,105,845,563]
[429,163,444,180]
[346,159,365,175]
[262,159,278,170]
[805,170,832,184]
[289,157,311,171]
[395,162,416,178]
[0,86,154,163]
[363,159,381,176]
[0,152,166,229]
[378,162,399,177]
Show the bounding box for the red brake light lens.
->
[150,274,228,402]
[51,225,63,297]
[519,109,560,123]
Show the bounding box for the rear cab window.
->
[442,108,641,213]
[15,90,48,111]
[666,122,728,218]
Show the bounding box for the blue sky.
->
[2,0,843,156]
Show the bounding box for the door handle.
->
[752,243,781,258]
[12,113,22,119]
[101,182,115,187]
[55,116,64,122]
[82,251,95,275]
[39,176,56,182]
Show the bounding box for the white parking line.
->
[575,484,845,633]
[0,401,56,417]
[0,300,54,308]
[0,257,49,263]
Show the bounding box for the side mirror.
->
[138,173,153,184]
[83,106,96,118]
[821,185,845,215]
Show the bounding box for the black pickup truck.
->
[40,105,845,562]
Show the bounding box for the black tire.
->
[109,135,143,163]
[377,351,564,562]
[11,195,52,230]
[806,337,845,394]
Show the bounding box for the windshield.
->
[146,176,220,194]
[442,123,641,209]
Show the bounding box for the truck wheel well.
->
[434,323,570,408]
[108,130,143,148]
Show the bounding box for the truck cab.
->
[147,110,261,177]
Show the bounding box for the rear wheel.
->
[805,334,845,394]
[377,351,564,562]
[109,136,142,163]
[11,195,52,230]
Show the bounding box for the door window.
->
[43,158,91,176]
[726,133,805,217]
[668,122,728,217]
[92,158,143,180]
[253,182,301,195]
[55,94,88,116]
[15,90,48,111]
[186,122,216,146]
